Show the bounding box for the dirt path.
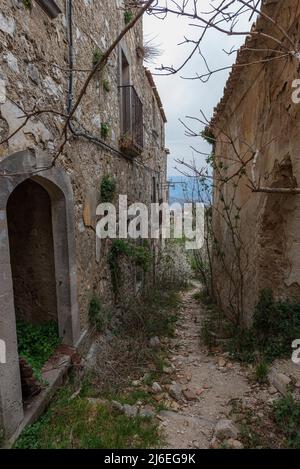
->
[158,282,251,449]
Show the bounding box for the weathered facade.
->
[0,0,168,438]
[210,0,300,326]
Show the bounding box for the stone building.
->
[210,0,300,326]
[0,0,168,438]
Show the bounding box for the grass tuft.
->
[15,384,161,449]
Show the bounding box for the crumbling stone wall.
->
[0,0,168,332]
[210,0,300,325]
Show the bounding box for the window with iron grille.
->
[119,51,143,157]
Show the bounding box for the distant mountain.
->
[168,176,211,205]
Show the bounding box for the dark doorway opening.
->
[7,179,59,404]
[7,179,57,323]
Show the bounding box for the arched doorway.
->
[0,149,80,438]
[7,179,58,325]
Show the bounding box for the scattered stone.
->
[86,397,107,406]
[214,419,239,441]
[139,407,155,418]
[152,382,163,394]
[111,401,123,412]
[183,389,197,401]
[169,382,183,401]
[295,380,300,389]
[163,366,174,375]
[170,401,181,411]
[227,438,244,450]
[132,380,140,387]
[218,357,226,368]
[268,385,278,395]
[149,337,161,349]
[123,404,138,418]
[269,371,291,396]
[209,437,220,449]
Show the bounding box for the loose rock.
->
[169,382,183,401]
[152,382,163,394]
[214,419,239,441]
[149,337,161,349]
[269,371,291,396]
[227,438,244,449]
[183,389,197,401]
[123,404,138,418]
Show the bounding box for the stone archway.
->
[0,149,80,437]
[7,179,58,326]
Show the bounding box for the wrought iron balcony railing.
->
[119,85,144,157]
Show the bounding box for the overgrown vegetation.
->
[100,122,110,139]
[103,79,111,92]
[15,283,182,449]
[87,286,181,395]
[92,48,103,67]
[89,296,109,333]
[121,288,181,340]
[16,321,60,379]
[156,242,192,290]
[109,240,152,294]
[100,175,116,203]
[124,10,134,24]
[227,289,300,363]
[200,127,215,147]
[273,394,300,449]
[229,398,285,449]
[198,289,234,349]
[254,360,269,384]
[15,382,160,449]
[23,0,32,10]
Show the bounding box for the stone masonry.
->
[210,0,300,325]
[0,0,168,438]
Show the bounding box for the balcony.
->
[119,85,144,157]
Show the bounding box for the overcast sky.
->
[143,2,256,177]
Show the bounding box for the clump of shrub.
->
[120,288,181,340]
[100,175,116,203]
[92,48,103,67]
[109,240,152,294]
[254,360,269,384]
[228,289,300,363]
[23,0,32,10]
[273,394,300,448]
[103,79,110,92]
[124,10,134,24]
[100,122,110,139]
[89,296,107,333]
[156,242,192,290]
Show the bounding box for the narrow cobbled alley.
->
[158,283,300,449]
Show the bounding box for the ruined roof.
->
[145,68,167,123]
[210,1,283,131]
